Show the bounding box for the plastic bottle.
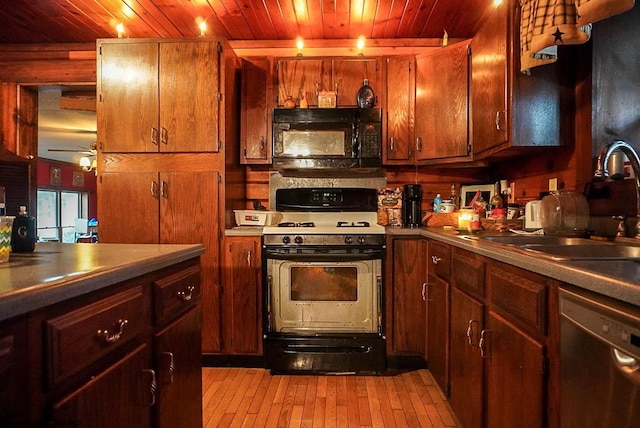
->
[11,206,36,252]
[433,194,442,213]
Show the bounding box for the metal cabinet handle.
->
[96,319,129,343]
[479,329,490,358]
[142,369,157,406]
[416,136,423,152]
[466,320,479,346]
[389,136,395,151]
[161,180,168,198]
[259,136,265,151]
[151,127,159,145]
[495,111,506,131]
[162,352,175,384]
[421,282,426,301]
[431,255,442,265]
[151,181,158,198]
[177,285,195,302]
[247,250,252,266]
[160,127,168,145]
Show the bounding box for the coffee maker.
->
[402,184,423,227]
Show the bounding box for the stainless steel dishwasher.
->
[560,287,640,427]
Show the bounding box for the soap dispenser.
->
[11,206,36,252]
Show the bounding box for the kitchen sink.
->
[476,235,599,246]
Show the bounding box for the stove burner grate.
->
[337,221,370,227]
[278,221,316,228]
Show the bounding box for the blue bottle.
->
[433,194,442,213]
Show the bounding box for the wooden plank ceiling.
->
[0,0,495,44]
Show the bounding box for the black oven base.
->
[264,334,386,375]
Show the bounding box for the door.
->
[415,43,470,162]
[384,56,414,164]
[155,306,203,428]
[485,311,544,428]
[390,238,427,355]
[223,236,262,354]
[426,273,450,394]
[98,171,160,243]
[449,287,484,428]
[159,41,220,153]
[98,42,159,153]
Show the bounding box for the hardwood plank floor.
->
[202,368,460,428]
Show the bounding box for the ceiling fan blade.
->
[40,126,97,134]
[47,149,95,155]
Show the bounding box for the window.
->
[37,189,89,243]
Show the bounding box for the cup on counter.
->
[0,216,15,263]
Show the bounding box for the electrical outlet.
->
[549,178,558,192]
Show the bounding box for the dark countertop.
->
[0,242,205,322]
[388,227,640,307]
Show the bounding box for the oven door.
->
[265,250,382,335]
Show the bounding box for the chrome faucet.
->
[594,140,640,238]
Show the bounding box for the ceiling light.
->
[493,0,503,5]
[116,23,125,38]
[296,37,304,56]
[357,36,366,55]
[79,157,97,175]
[199,21,207,37]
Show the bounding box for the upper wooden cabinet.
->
[241,58,272,164]
[276,57,381,107]
[415,42,471,163]
[98,39,223,153]
[384,56,415,164]
[471,0,574,159]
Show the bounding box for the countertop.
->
[388,227,640,307]
[226,226,640,307]
[0,242,205,322]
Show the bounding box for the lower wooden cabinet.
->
[425,272,449,393]
[0,316,28,426]
[222,236,262,355]
[21,259,203,428]
[386,237,428,357]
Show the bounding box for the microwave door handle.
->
[352,123,359,157]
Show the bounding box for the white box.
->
[234,210,275,227]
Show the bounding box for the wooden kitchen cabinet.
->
[222,236,262,355]
[386,237,428,359]
[471,0,573,159]
[415,42,471,164]
[384,56,415,164]
[276,57,381,107]
[426,240,451,394]
[241,58,272,164]
[0,316,28,426]
[98,39,222,153]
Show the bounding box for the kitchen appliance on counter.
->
[262,187,386,374]
[402,184,422,227]
[271,107,382,171]
[560,287,640,427]
[540,191,590,236]
[525,200,543,230]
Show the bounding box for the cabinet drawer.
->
[429,241,451,280]
[45,286,147,388]
[487,264,548,335]
[451,249,485,298]
[153,264,201,326]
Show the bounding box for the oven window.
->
[282,130,345,156]
[290,266,357,301]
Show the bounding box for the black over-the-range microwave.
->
[272,107,382,171]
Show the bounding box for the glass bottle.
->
[356,79,375,108]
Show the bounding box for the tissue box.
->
[234,210,274,227]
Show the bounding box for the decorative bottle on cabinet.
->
[357,79,375,108]
[11,206,36,252]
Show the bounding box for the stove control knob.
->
[294,236,304,244]
[357,236,366,245]
[282,236,291,244]
[344,236,353,244]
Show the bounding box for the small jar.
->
[440,200,455,213]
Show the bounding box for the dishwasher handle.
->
[612,348,640,385]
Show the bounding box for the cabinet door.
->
[415,43,470,162]
[155,306,203,428]
[449,287,484,428]
[277,59,328,106]
[389,238,428,355]
[0,317,28,426]
[50,344,152,428]
[98,171,160,244]
[384,56,414,164]
[98,42,159,153]
[241,58,270,164]
[471,0,509,155]
[485,311,545,428]
[223,236,262,355]
[159,42,220,153]
[158,171,221,354]
[425,273,449,394]
[332,58,380,107]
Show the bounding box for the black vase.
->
[356,79,375,108]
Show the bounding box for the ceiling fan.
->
[47,141,97,156]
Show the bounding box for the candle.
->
[458,209,478,229]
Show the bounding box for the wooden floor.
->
[202,368,460,428]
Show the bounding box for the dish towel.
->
[520,0,635,72]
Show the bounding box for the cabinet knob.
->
[96,319,129,343]
[177,285,195,302]
[431,255,442,265]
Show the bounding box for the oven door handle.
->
[264,252,383,262]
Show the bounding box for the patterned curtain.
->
[520,0,635,72]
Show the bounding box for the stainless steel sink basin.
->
[477,235,598,246]
[520,244,640,260]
